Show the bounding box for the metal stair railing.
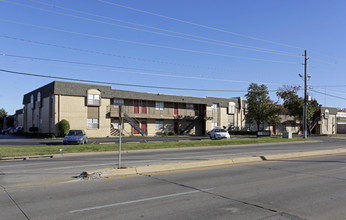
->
[123,113,147,136]
[180,116,203,135]
[309,116,320,133]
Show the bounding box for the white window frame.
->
[88,94,100,105]
[30,94,34,109]
[228,103,235,114]
[37,92,41,108]
[156,120,164,130]
[113,99,124,108]
[87,118,99,129]
[323,119,328,132]
[155,102,164,110]
[211,122,218,129]
[212,104,218,113]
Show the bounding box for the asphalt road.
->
[2,153,346,219]
[1,136,346,219]
[1,136,345,186]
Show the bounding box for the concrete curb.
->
[0,155,53,161]
[88,148,346,178]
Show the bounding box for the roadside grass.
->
[0,137,308,158]
[327,134,346,137]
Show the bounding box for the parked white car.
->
[208,128,230,139]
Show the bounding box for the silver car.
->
[63,130,88,145]
[208,128,230,139]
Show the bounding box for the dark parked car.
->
[63,130,88,145]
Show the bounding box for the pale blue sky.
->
[1,0,346,114]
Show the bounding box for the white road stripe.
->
[69,188,214,213]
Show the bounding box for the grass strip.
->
[0,137,308,158]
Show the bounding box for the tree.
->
[245,83,281,131]
[0,108,7,128]
[58,119,70,137]
[277,85,319,133]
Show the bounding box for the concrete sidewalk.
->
[86,148,346,179]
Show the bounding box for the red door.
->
[174,121,179,134]
[134,100,139,114]
[272,125,276,135]
[142,101,147,114]
[141,120,147,133]
[133,121,139,134]
[174,103,179,115]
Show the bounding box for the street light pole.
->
[303,50,308,139]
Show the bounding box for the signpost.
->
[118,105,123,169]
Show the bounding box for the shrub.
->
[29,126,39,134]
[228,130,257,135]
[58,119,70,137]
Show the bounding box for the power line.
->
[0,35,234,72]
[98,0,305,50]
[0,19,299,64]
[309,88,346,101]
[1,0,300,57]
[0,55,285,86]
[0,68,264,92]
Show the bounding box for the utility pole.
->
[303,50,308,139]
[118,105,123,169]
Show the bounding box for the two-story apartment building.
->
[22,81,246,137]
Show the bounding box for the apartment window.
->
[212,104,218,113]
[87,119,99,129]
[37,92,41,108]
[88,94,100,105]
[155,102,164,110]
[324,119,328,132]
[228,102,235,114]
[211,122,218,129]
[113,99,124,107]
[291,124,296,131]
[186,104,194,111]
[30,94,34,109]
[112,120,119,129]
[156,120,164,130]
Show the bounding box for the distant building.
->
[14,109,24,128]
[336,112,346,134]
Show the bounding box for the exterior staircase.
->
[310,116,320,133]
[123,113,147,136]
[180,116,203,135]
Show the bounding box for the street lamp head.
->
[298,74,303,78]
[307,74,311,78]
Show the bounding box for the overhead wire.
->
[309,88,346,101]
[98,0,305,51]
[0,54,285,86]
[10,0,301,57]
[0,18,299,64]
[0,68,280,92]
[0,35,235,72]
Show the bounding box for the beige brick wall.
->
[55,95,111,137]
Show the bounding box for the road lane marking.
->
[69,188,214,213]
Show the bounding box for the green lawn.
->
[0,137,308,158]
